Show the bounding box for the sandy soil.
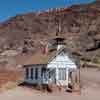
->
[0,68,100,100]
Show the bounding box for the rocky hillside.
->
[0,0,100,64]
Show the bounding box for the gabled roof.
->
[24,50,56,65]
[23,47,80,68]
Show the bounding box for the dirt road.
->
[0,68,100,100]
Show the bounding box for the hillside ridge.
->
[0,0,100,64]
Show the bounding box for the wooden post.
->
[79,66,81,95]
[72,68,81,95]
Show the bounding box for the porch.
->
[24,66,76,86]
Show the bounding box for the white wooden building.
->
[23,45,80,86]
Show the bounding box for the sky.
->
[0,0,96,22]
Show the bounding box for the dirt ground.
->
[0,68,100,100]
[0,68,23,87]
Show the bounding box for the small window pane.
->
[26,68,29,79]
[35,68,38,80]
[31,68,34,79]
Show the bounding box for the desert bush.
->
[81,57,91,62]
[93,58,100,64]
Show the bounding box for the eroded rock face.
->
[0,0,99,61]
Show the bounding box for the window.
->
[26,68,29,79]
[58,68,66,80]
[30,68,34,80]
[41,68,46,76]
[35,68,38,80]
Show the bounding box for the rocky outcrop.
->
[0,0,100,63]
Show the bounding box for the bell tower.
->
[54,12,66,50]
[46,10,66,52]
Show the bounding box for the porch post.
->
[66,68,69,86]
[56,68,58,85]
[28,67,31,80]
[38,68,42,85]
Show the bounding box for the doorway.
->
[41,68,56,84]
